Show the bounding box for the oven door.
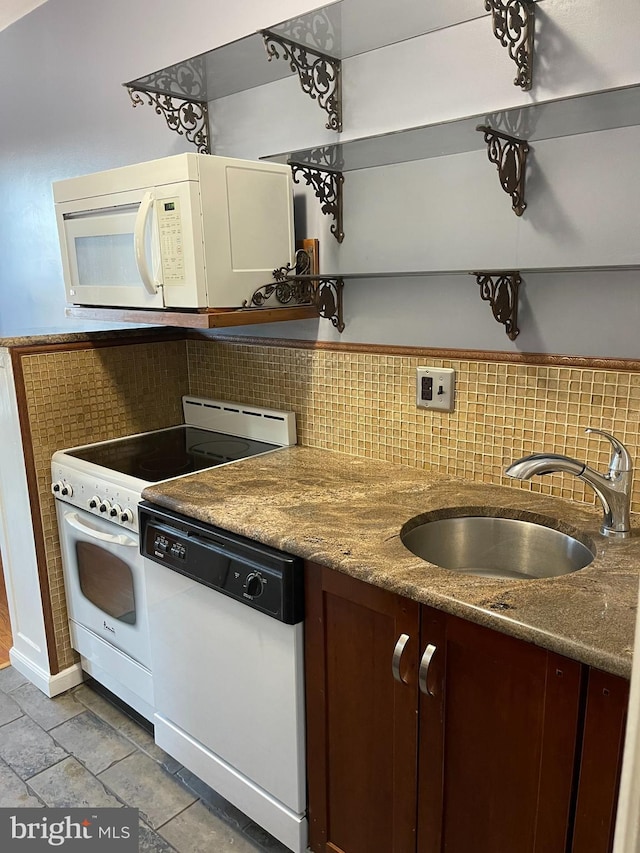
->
[56,503,151,669]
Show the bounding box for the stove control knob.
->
[88,496,100,510]
[51,480,64,495]
[61,482,73,497]
[109,503,122,519]
[245,572,264,599]
[120,508,135,524]
[99,500,111,514]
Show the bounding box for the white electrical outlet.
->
[416,367,455,411]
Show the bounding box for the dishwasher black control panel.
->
[139,502,304,624]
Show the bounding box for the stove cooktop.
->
[64,425,280,483]
[52,397,297,532]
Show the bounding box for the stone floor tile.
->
[176,767,251,831]
[72,683,143,731]
[11,681,83,731]
[50,711,137,775]
[0,666,28,693]
[72,685,181,772]
[243,821,292,852]
[0,715,67,779]
[0,758,45,807]
[158,801,259,853]
[28,756,124,809]
[98,752,196,830]
[0,689,23,726]
[139,820,178,852]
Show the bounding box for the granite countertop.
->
[142,446,639,678]
[0,326,169,348]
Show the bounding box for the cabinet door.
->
[417,608,582,853]
[572,668,629,853]
[305,562,420,853]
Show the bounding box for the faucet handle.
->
[585,428,632,474]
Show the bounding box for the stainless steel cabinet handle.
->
[419,643,437,696]
[392,633,410,684]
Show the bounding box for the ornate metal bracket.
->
[290,164,344,243]
[261,31,342,131]
[243,250,345,332]
[485,0,535,91]
[307,276,344,332]
[477,126,529,216]
[127,88,210,154]
[472,271,521,340]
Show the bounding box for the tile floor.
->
[0,666,293,852]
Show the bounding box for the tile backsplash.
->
[187,339,640,514]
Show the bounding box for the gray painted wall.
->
[1,0,639,355]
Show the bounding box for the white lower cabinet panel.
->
[154,714,308,853]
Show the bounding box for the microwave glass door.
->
[58,182,205,310]
[61,190,165,309]
[74,212,145,290]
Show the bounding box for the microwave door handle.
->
[63,511,137,547]
[134,191,160,295]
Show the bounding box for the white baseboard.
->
[8,648,84,697]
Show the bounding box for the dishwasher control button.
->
[154,536,169,552]
[245,572,264,598]
[169,542,186,560]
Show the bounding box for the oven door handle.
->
[63,511,138,547]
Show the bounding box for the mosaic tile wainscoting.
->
[19,339,189,670]
[187,338,640,515]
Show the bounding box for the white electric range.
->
[51,396,297,721]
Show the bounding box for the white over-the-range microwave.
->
[53,153,295,310]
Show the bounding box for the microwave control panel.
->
[157,197,185,285]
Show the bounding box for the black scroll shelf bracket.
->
[485,0,535,91]
[477,126,529,216]
[261,31,342,132]
[127,88,211,154]
[290,163,344,244]
[243,250,345,333]
[472,271,521,340]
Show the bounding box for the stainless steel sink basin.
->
[400,511,595,580]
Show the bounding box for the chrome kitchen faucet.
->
[505,428,633,539]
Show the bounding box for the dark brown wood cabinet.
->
[305,561,629,853]
[305,562,421,853]
[417,606,581,853]
[572,668,629,853]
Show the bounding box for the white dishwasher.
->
[139,503,306,853]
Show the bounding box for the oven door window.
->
[76,540,137,624]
